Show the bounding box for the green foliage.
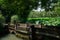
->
[28,11,56,17]
[0,0,40,23]
[41,0,58,11]
[11,15,19,23]
[0,14,5,23]
[54,2,60,16]
[42,18,60,26]
[0,14,5,32]
[28,17,60,26]
[29,2,60,17]
[0,0,4,5]
[0,0,59,23]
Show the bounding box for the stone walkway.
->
[0,34,23,40]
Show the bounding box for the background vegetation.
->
[0,0,59,25]
[28,17,60,26]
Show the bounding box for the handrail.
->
[36,32,60,39]
[8,23,60,39]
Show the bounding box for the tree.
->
[0,0,58,23]
[41,0,58,11]
[0,0,40,23]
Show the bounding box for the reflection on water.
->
[0,34,23,40]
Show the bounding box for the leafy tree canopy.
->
[0,0,58,23]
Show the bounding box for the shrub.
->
[28,17,60,26]
[11,15,20,24]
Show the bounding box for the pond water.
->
[0,34,23,40]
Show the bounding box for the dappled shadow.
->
[0,29,9,38]
[0,25,10,38]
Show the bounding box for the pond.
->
[0,34,23,40]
